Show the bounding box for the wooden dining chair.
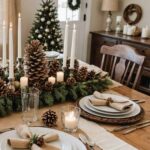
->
[100,45,145,89]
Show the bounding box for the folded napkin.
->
[15,124,32,139]
[8,124,60,150]
[43,133,59,143]
[90,91,133,111]
[8,139,30,149]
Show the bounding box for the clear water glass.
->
[21,87,39,125]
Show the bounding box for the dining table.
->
[0,84,149,150]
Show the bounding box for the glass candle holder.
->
[61,105,81,133]
[21,87,39,125]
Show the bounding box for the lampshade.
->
[101,0,119,11]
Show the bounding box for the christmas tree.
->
[29,0,63,52]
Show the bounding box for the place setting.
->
[78,91,144,125]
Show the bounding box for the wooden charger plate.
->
[77,101,145,125]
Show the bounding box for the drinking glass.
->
[21,87,39,125]
[61,105,81,132]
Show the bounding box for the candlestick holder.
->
[3,66,9,76]
[16,58,24,74]
[8,78,15,93]
[116,21,122,34]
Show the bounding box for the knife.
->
[123,123,150,134]
[112,120,150,132]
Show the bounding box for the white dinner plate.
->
[85,100,134,116]
[89,94,133,113]
[79,96,141,119]
[84,96,135,116]
[0,127,86,150]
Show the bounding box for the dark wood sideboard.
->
[90,31,150,94]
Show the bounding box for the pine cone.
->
[0,79,7,96]
[76,67,88,82]
[36,136,44,147]
[66,77,76,86]
[87,70,96,80]
[66,59,79,70]
[42,110,57,127]
[49,60,60,77]
[24,40,49,88]
[44,81,53,92]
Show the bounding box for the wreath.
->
[68,0,81,11]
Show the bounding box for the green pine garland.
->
[29,0,63,52]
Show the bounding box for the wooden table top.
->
[0,86,150,150]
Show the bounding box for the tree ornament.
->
[45,6,49,10]
[47,21,51,25]
[66,77,76,86]
[48,35,51,39]
[38,12,42,15]
[40,26,43,29]
[41,17,45,22]
[42,110,58,127]
[24,40,49,88]
[49,60,60,77]
[45,28,49,32]
[38,34,42,39]
[35,29,39,33]
[51,41,55,45]
[76,67,88,82]
[87,70,96,80]
[49,13,51,16]
[57,38,60,42]
[68,0,81,11]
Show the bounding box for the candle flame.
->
[18,13,21,18]
[9,23,13,28]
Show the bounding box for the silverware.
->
[79,133,103,150]
[112,120,150,132]
[0,127,14,134]
[123,123,150,134]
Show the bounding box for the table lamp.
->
[101,0,119,32]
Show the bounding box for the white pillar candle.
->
[18,13,22,58]
[9,23,14,79]
[116,16,122,23]
[64,111,78,130]
[123,25,127,35]
[56,71,64,82]
[70,24,77,69]
[2,21,7,68]
[63,21,69,68]
[48,76,56,85]
[20,76,28,88]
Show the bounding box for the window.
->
[58,0,80,22]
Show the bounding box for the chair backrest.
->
[100,45,145,89]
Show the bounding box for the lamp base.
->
[105,11,112,32]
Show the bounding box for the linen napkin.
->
[8,124,60,149]
[43,133,59,143]
[90,91,133,111]
[8,139,30,149]
[15,124,32,139]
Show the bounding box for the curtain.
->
[0,0,21,60]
